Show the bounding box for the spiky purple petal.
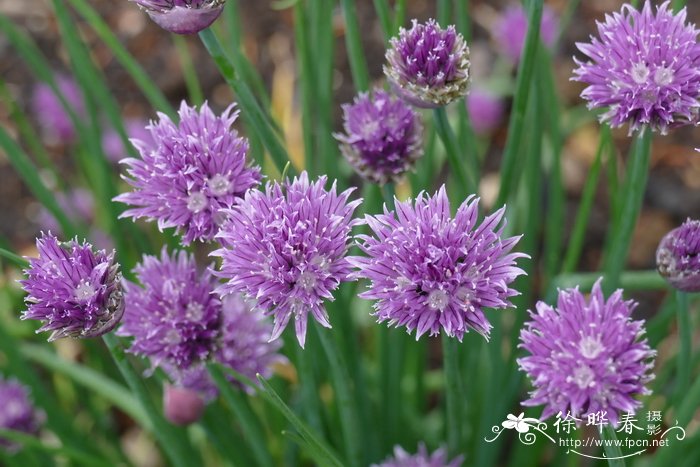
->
[131,0,225,34]
[572,1,700,134]
[115,101,261,245]
[372,443,463,467]
[350,186,527,341]
[213,172,361,348]
[518,279,656,425]
[20,233,124,341]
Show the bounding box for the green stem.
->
[442,336,464,457]
[101,334,198,467]
[340,0,370,92]
[674,291,691,406]
[547,271,665,303]
[313,324,363,467]
[561,126,611,273]
[672,0,686,12]
[437,0,451,25]
[602,129,652,293]
[495,0,543,208]
[394,0,406,31]
[198,28,292,175]
[372,0,393,40]
[0,248,29,269]
[173,35,204,105]
[208,365,274,467]
[599,425,626,467]
[433,107,475,196]
[379,326,405,451]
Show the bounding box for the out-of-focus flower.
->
[216,294,286,389]
[518,279,656,425]
[384,19,471,108]
[495,4,558,64]
[102,118,154,163]
[466,88,504,134]
[163,384,205,426]
[131,0,225,34]
[20,233,124,341]
[0,377,42,451]
[31,75,85,144]
[118,249,220,377]
[213,172,361,348]
[350,186,527,341]
[372,443,463,467]
[334,89,423,184]
[115,101,261,245]
[572,1,700,134]
[656,218,700,292]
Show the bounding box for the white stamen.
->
[427,289,449,312]
[654,67,674,86]
[187,191,208,213]
[571,365,596,389]
[630,62,650,84]
[207,174,231,196]
[75,280,96,301]
[579,335,605,359]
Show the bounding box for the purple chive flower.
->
[131,1,225,34]
[118,249,220,380]
[334,89,423,185]
[115,101,261,245]
[496,4,558,64]
[20,234,124,341]
[384,19,471,108]
[102,118,154,163]
[213,172,361,348]
[573,1,700,134]
[372,443,463,467]
[0,377,42,451]
[350,186,527,341]
[656,218,700,292]
[518,279,656,425]
[466,88,504,134]
[31,75,85,144]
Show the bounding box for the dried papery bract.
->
[131,0,225,34]
[351,186,528,341]
[21,233,124,341]
[656,218,700,292]
[384,19,471,108]
[572,1,700,134]
[335,89,423,185]
[518,279,656,425]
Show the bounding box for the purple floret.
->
[118,249,221,374]
[350,186,527,341]
[656,218,700,292]
[21,233,124,341]
[131,0,225,34]
[115,101,261,245]
[335,89,423,185]
[213,171,361,348]
[384,19,471,108]
[572,1,700,134]
[372,443,463,467]
[518,279,656,425]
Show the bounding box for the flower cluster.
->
[0,377,42,451]
[518,279,656,425]
[384,19,471,108]
[214,172,361,347]
[118,249,283,398]
[335,89,423,184]
[351,187,527,341]
[21,233,124,341]
[131,0,225,34]
[115,101,261,245]
[573,1,700,134]
[656,218,700,292]
[372,443,463,467]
